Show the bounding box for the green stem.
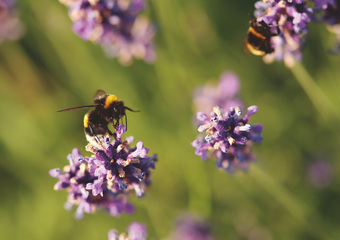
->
[251,165,337,240]
[290,63,340,121]
[251,165,307,223]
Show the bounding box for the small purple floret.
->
[108,222,147,240]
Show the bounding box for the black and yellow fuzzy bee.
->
[58,90,139,147]
[244,19,280,56]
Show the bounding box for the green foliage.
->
[0,0,339,239]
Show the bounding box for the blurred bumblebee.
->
[58,90,139,148]
[244,19,280,56]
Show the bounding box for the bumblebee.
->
[58,90,139,148]
[244,19,280,56]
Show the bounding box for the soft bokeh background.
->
[1,0,340,239]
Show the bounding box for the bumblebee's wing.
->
[57,105,97,112]
[93,90,107,102]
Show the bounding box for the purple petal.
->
[108,229,119,240]
[49,168,61,178]
[196,112,208,122]
[128,222,147,240]
[218,72,240,98]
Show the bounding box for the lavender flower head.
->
[169,214,214,240]
[313,0,340,53]
[191,106,263,173]
[193,72,243,115]
[49,124,157,219]
[60,0,156,65]
[307,159,333,189]
[108,222,147,240]
[0,0,23,42]
[253,0,313,67]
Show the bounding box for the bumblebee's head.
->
[110,101,139,129]
[104,94,118,109]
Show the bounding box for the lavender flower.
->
[191,106,263,173]
[169,214,214,240]
[313,0,340,53]
[108,222,147,240]
[193,72,243,115]
[49,124,157,219]
[0,0,23,42]
[314,0,336,10]
[60,0,156,65]
[84,125,157,198]
[49,148,134,219]
[252,0,313,67]
[307,160,333,189]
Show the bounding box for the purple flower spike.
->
[314,0,336,10]
[60,0,156,65]
[307,159,333,189]
[108,222,147,240]
[49,124,156,217]
[191,106,263,173]
[314,0,340,53]
[170,214,215,240]
[0,0,23,43]
[193,71,243,115]
[49,147,134,219]
[252,0,313,67]
[86,124,157,197]
[50,124,157,218]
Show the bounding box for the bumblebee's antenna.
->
[58,105,97,112]
[123,106,139,131]
[124,106,140,113]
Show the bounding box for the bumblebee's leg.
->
[124,114,128,131]
[107,128,116,139]
[271,22,280,36]
[88,123,105,148]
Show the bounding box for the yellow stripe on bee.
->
[249,27,266,39]
[84,113,89,127]
[245,43,265,56]
[104,95,118,109]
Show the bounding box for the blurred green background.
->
[1,0,340,239]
